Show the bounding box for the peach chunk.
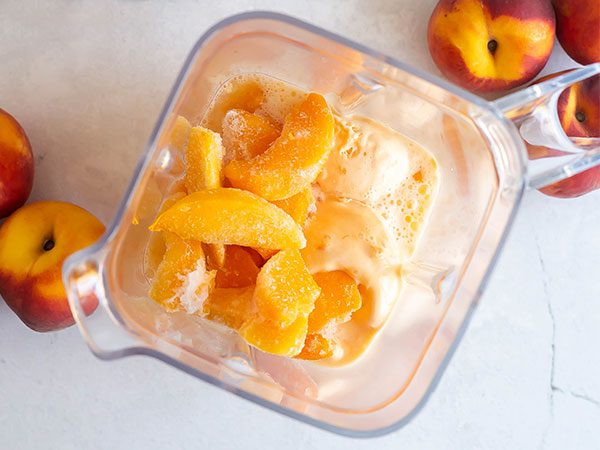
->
[222,109,280,162]
[170,116,192,153]
[309,271,362,333]
[254,249,320,327]
[240,315,308,357]
[224,93,335,201]
[184,126,223,193]
[297,333,334,360]
[213,245,260,288]
[149,188,306,249]
[203,77,265,133]
[203,286,255,329]
[272,187,315,227]
[253,188,314,261]
[156,115,191,154]
[144,191,187,279]
[149,232,215,314]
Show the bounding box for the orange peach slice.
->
[144,191,187,279]
[296,333,334,360]
[254,249,320,327]
[170,116,192,153]
[184,126,223,193]
[156,115,191,154]
[240,315,308,357]
[272,187,315,227]
[222,109,280,162]
[214,245,260,288]
[224,93,334,201]
[253,188,314,261]
[308,271,362,334]
[149,232,215,314]
[149,188,306,249]
[203,77,265,133]
[203,286,255,329]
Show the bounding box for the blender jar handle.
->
[492,63,600,190]
[63,244,143,359]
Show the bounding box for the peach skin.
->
[553,0,600,65]
[0,108,34,218]
[428,0,555,93]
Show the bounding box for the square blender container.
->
[63,12,600,436]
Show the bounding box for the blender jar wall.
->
[64,13,527,435]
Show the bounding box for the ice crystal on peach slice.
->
[297,333,334,361]
[149,232,215,314]
[222,109,280,163]
[240,315,309,357]
[203,286,255,330]
[213,245,260,288]
[149,188,306,250]
[254,249,320,327]
[308,271,362,334]
[224,93,334,201]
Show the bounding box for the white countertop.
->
[1,1,599,449]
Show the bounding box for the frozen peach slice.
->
[203,286,255,330]
[309,271,362,334]
[184,126,223,193]
[254,249,320,327]
[296,333,334,360]
[213,245,260,288]
[272,187,314,227]
[149,188,306,249]
[253,188,314,259]
[144,191,187,279]
[255,248,277,261]
[170,116,192,153]
[224,93,335,201]
[240,315,308,357]
[156,115,191,154]
[222,109,280,162]
[203,77,265,133]
[149,231,215,314]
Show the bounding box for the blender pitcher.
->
[62,12,600,437]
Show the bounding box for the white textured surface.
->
[1,1,599,449]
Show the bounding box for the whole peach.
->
[428,0,556,93]
[553,0,600,65]
[0,201,105,331]
[0,109,34,218]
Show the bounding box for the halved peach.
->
[203,286,255,329]
[184,126,223,193]
[240,315,308,357]
[296,333,334,360]
[224,93,334,201]
[222,109,280,162]
[149,188,306,249]
[309,271,362,333]
[254,249,320,327]
[149,232,215,314]
[213,245,260,288]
